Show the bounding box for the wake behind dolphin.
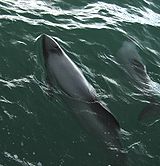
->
[42,34,127,165]
[117,41,160,121]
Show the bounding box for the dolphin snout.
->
[42,34,62,58]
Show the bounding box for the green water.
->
[0,0,160,165]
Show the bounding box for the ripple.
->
[1,0,159,30]
[4,151,42,166]
[0,76,32,89]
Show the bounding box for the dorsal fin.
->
[90,101,120,130]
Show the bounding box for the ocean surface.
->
[0,0,160,165]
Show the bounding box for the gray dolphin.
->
[117,41,160,121]
[117,41,151,89]
[42,34,126,164]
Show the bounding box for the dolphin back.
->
[65,98,126,164]
[90,101,120,130]
[62,93,121,149]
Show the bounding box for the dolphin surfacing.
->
[117,41,151,89]
[42,34,125,155]
[117,41,160,122]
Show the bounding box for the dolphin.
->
[117,41,151,89]
[117,41,160,121]
[42,34,126,164]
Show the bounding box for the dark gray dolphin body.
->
[42,34,126,165]
[117,41,160,121]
